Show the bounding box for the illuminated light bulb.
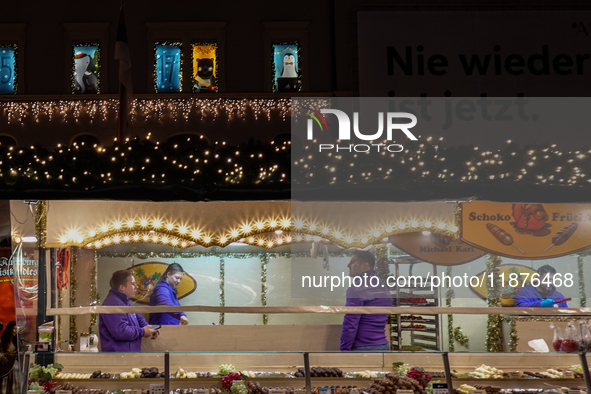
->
[89,230,96,237]
[113,236,121,243]
[270,220,277,227]
[114,222,122,230]
[278,239,284,245]
[256,222,264,230]
[166,223,174,231]
[249,237,255,243]
[256,239,264,246]
[153,219,162,228]
[286,237,292,242]
[152,236,158,242]
[143,235,149,241]
[104,238,111,244]
[191,230,201,239]
[76,237,83,243]
[422,231,431,236]
[172,239,179,245]
[123,236,130,242]
[220,236,227,243]
[282,220,290,228]
[95,241,101,247]
[411,221,419,228]
[361,237,368,243]
[101,225,109,233]
[87,243,92,247]
[295,221,304,229]
[305,235,312,241]
[267,241,273,247]
[296,236,302,241]
[162,237,169,243]
[126,220,134,228]
[373,231,380,237]
[398,223,406,230]
[275,230,283,234]
[450,225,459,232]
[309,224,317,231]
[231,230,239,238]
[181,241,187,247]
[140,219,148,227]
[133,235,139,241]
[60,237,68,244]
[385,226,393,232]
[242,224,252,233]
[204,236,211,243]
[424,221,432,228]
[437,223,445,229]
[178,226,188,234]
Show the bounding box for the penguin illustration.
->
[281,53,297,78]
[74,52,98,94]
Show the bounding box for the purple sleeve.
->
[101,313,144,341]
[514,297,542,307]
[340,297,363,351]
[153,286,186,319]
[137,313,148,327]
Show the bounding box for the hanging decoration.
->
[446,266,455,352]
[192,43,218,93]
[88,253,99,332]
[578,255,586,307]
[261,255,269,325]
[72,44,100,94]
[0,44,17,94]
[485,254,504,352]
[35,200,47,248]
[453,326,469,348]
[272,42,301,92]
[375,244,389,283]
[154,42,182,93]
[69,248,78,345]
[219,257,225,326]
[506,316,517,352]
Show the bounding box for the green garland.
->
[261,255,269,325]
[453,327,469,348]
[219,258,225,326]
[375,245,389,283]
[578,256,586,307]
[446,266,455,352]
[485,254,504,352]
[506,316,517,352]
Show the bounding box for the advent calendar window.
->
[192,43,218,93]
[72,44,100,94]
[272,42,301,93]
[0,45,17,94]
[155,42,182,93]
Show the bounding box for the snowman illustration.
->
[74,52,98,94]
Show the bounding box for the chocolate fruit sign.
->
[127,262,197,304]
[460,201,591,259]
[389,232,485,265]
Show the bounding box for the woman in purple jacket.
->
[99,270,160,352]
[149,263,189,325]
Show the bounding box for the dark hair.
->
[0,320,17,352]
[352,250,376,269]
[538,265,556,276]
[110,270,134,290]
[159,263,185,283]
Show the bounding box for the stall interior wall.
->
[90,250,589,352]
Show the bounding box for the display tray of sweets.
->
[51,383,111,394]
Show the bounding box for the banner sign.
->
[389,232,485,265]
[127,262,197,304]
[469,264,538,306]
[460,201,591,258]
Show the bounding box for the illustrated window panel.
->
[72,45,100,94]
[192,43,218,93]
[0,45,17,94]
[155,43,182,93]
[272,42,301,93]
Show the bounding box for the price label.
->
[150,384,164,394]
[397,390,415,394]
[508,371,521,379]
[194,390,210,394]
[564,371,575,379]
[270,390,286,394]
[55,391,73,394]
[432,383,448,394]
[470,390,486,394]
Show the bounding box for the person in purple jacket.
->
[149,263,189,325]
[340,250,392,352]
[99,270,160,352]
[515,265,568,308]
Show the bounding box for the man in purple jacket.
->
[340,250,392,351]
[515,265,568,308]
[99,270,160,352]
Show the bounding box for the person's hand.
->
[143,325,160,339]
[180,316,189,325]
[0,355,7,364]
[541,298,555,307]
